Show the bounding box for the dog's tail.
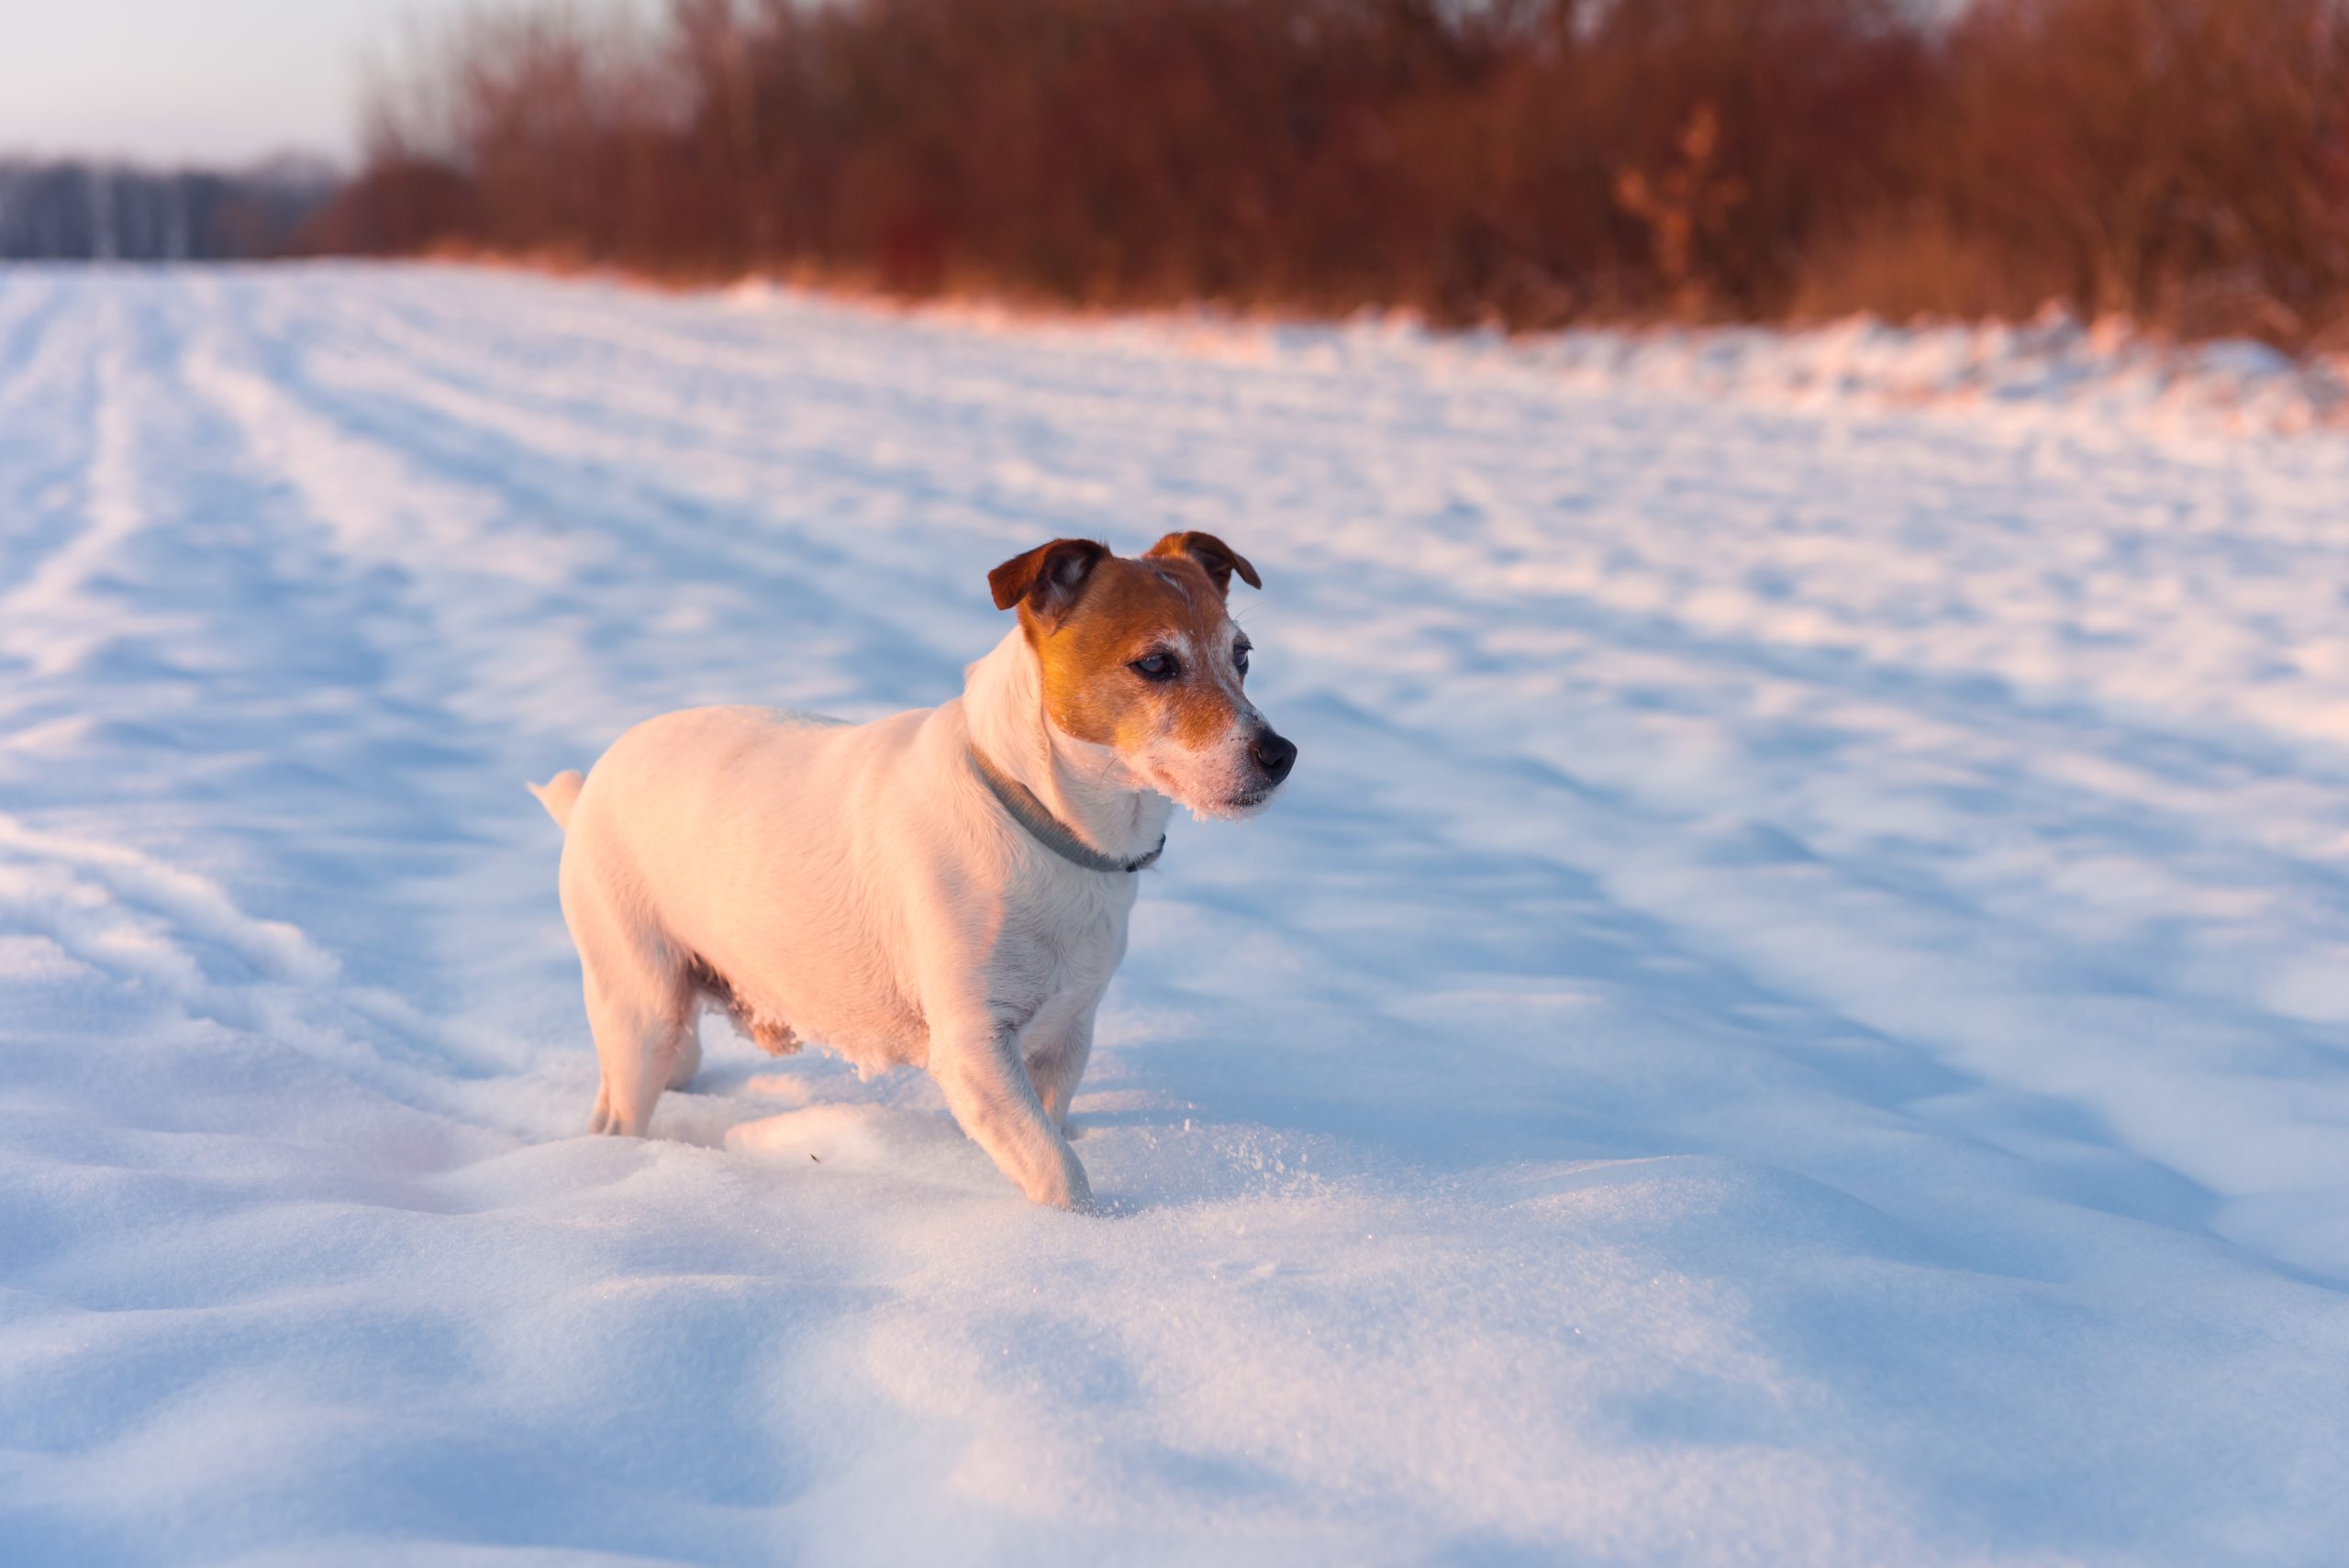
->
[527,770,585,831]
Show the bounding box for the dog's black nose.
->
[1249,728,1297,785]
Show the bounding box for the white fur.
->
[535,626,1230,1210]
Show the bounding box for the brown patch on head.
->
[986,538,1261,758]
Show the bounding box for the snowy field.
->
[5,263,2349,1567]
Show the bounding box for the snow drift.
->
[3,264,2348,1566]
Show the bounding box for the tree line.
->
[0,158,337,261]
[305,0,2349,348]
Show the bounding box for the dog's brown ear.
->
[989,539,1111,624]
[1145,531,1261,597]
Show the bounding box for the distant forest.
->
[12,1,2346,350]
[303,0,2349,349]
[0,159,338,261]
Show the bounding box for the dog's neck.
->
[963,627,1174,863]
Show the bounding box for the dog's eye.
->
[1130,651,1181,683]
[1232,641,1251,677]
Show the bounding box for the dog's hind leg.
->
[582,958,694,1137]
[562,860,696,1137]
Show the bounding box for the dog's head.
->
[988,532,1296,817]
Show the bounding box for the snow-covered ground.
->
[5,263,2349,1567]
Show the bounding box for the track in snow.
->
[4,264,2349,1567]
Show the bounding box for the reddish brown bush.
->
[301,0,2349,347]
[1930,0,2349,341]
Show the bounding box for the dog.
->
[528,532,1296,1209]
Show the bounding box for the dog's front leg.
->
[930,1010,1095,1211]
[1021,989,1099,1135]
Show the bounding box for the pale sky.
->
[0,0,484,166]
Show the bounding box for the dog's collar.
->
[969,745,1164,874]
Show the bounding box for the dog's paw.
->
[1041,1157,1097,1214]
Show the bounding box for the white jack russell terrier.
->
[529,532,1297,1209]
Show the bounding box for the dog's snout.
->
[1249,728,1297,785]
